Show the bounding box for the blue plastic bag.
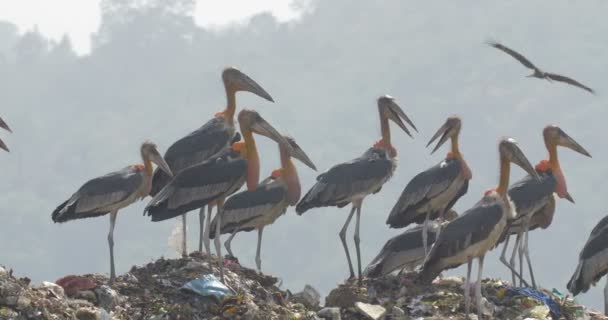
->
[180,274,232,299]
[506,287,560,320]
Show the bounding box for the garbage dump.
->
[2,261,608,319]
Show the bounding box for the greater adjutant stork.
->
[498,125,591,288]
[296,95,417,282]
[209,136,316,271]
[52,141,173,284]
[145,110,295,282]
[0,116,12,152]
[386,116,471,256]
[568,215,608,315]
[418,138,539,320]
[150,67,274,257]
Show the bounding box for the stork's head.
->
[238,109,290,150]
[377,95,417,137]
[222,67,274,102]
[282,136,317,170]
[543,125,591,158]
[427,116,462,154]
[141,141,173,177]
[499,137,539,181]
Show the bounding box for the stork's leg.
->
[224,227,240,258]
[500,234,528,287]
[215,199,226,282]
[510,232,527,287]
[339,205,357,279]
[108,211,118,284]
[204,205,213,255]
[198,207,205,252]
[464,259,472,318]
[255,227,264,272]
[517,229,525,287]
[499,235,513,282]
[476,255,485,320]
[604,276,608,315]
[422,212,430,257]
[354,203,363,284]
[523,222,537,288]
[181,214,187,257]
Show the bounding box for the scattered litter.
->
[292,284,321,309]
[180,274,231,300]
[505,287,561,320]
[318,307,341,320]
[55,275,96,296]
[355,301,386,320]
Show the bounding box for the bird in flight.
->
[488,41,595,94]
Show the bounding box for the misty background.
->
[1,0,607,311]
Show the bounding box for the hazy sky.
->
[0,0,299,54]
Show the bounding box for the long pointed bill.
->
[250,116,291,152]
[559,130,591,158]
[508,141,540,181]
[0,117,11,133]
[389,100,417,133]
[234,70,274,102]
[427,122,450,155]
[150,150,173,177]
[0,138,8,152]
[564,192,575,204]
[285,138,317,171]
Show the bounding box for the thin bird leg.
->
[604,276,608,315]
[523,219,537,288]
[422,212,430,257]
[255,227,264,272]
[476,255,485,320]
[224,226,240,258]
[500,234,528,287]
[215,198,226,282]
[517,228,525,287]
[510,232,528,286]
[181,214,187,257]
[354,202,363,284]
[204,205,213,255]
[108,211,118,285]
[339,205,357,280]
[464,259,472,318]
[198,207,205,252]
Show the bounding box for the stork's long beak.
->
[507,140,540,181]
[230,68,274,102]
[0,117,11,133]
[427,121,451,155]
[250,114,291,151]
[558,129,591,158]
[285,138,317,171]
[150,149,173,177]
[564,192,575,204]
[0,138,8,152]
[386,100,417,137]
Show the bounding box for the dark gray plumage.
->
[568,215,608,296]
[296,147,394,214]
[387,158,467,227]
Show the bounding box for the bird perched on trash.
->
[296,95,417,284]
[418,137,539,320]
[52,141,173,284]
[487,41,595,94]
[498,125,590,288]
[365,210,458,278]
[210,136,316,272]
[568,215,608,315]
[387,116,471,256]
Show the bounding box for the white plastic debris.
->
[355,302,386,320]
[292,284,321,308]
[168,219,186,256]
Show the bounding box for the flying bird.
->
[209,136,316,272]
[387,116,471,256]
[568,215,608,315]
[296,95,417,283]
[0,116,12,152]
[145,110,300,282]
[418,138,539,320]
[498,125,591,288]
[52,141,173,284]
[150,67,274,257]
[365,210,458,278]
[488,41,595,94]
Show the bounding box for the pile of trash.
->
[3,258,608,320]
[322,273,608,320]
[0,253,321,319]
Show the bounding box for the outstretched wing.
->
[488,41,537,70]
[545,72,594,94]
